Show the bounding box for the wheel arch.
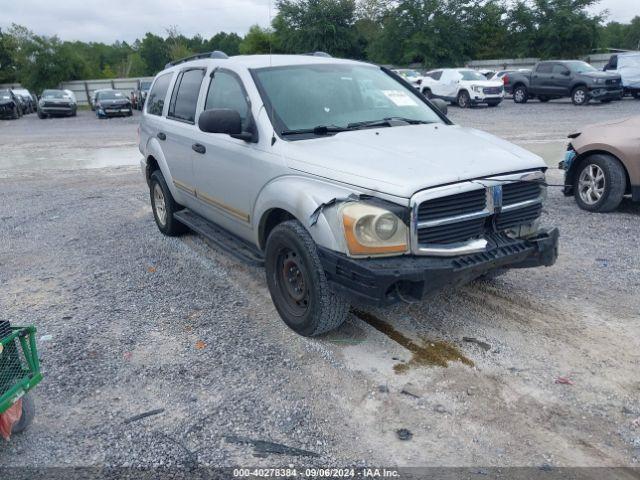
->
[253,175,362,253]
[569,150,630,194]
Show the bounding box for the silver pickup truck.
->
[139,51,559,337]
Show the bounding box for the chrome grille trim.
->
[410,170,546,257]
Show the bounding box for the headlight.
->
[472,85,482,92]
[593,78,603,84]
[340,203,408,256]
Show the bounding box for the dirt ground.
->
[0,101,639,474]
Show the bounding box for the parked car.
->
[133,81,152,110]
[560,116,640,212]
[139,51,558,337]
[508,60,622,105]
[63,89,78,104]
[420,68,504,107]
[37,89,77,118]
[392,69,423,89]
[603,52,640,99]
[94,90,133,118]
[11,88,36,114]
[0,89,23,119]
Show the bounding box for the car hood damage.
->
[283,124,546,198]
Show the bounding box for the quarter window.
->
[204,71,249,123]
[146,72,173,116]
[168,69,205,123]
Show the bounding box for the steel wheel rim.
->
[578,164,605,205]
[153,183,167,226]
[276,247,310,319]
[574,89,586,104]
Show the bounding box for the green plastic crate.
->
[0,326,43,414]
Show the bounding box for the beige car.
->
[562,115,640,212]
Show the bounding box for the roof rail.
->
[303,51,332,58]
[165,50,229,69]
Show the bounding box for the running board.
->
[174,209,264,267]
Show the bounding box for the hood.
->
[0,99,14,106]
[282,124,546,199]
[460,79,503,87]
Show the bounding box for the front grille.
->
[44,102,70,108]
[483,86,503,95]
[417,217,485,244]
[495,204,542,230]
[417,188,486,222]
[502,181,541,205]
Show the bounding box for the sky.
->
[0,0,638,44]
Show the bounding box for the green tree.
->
[273,0,361,57]
[0,28,18,83]
[207,32,243,55]
[139,33,169,75]
[239,25,274,54]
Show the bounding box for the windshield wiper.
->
[347,117,432,129]
[281,125,350,136]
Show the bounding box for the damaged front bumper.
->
[318,229,559,307]
[589,87,623,100]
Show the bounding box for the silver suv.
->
[139,51,559,337]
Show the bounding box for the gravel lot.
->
[1,100,639,472]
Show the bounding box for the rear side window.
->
[429,71,442,80]
[536,63,553,74]
[204,71,249,123]
[146,72,173,116]
[168,69,205,123]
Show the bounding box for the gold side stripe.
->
[173,179,196,196]
[172,179,250,223]
[197,191,250,222]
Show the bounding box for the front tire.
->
[265,220,349,337]
[457,90,471,108]
[513,85,528,103]
[571,86,589,106]
[573,154,626,212]
[149,170,187,236]
[422,88,432,99]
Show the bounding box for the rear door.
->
[532,63,553,94]
[162,68,206,206]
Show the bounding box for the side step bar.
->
[174,209,264,267]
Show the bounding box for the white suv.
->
[139,52,558,337]
[421,68,504,108]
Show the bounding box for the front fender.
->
[252,175,365,253]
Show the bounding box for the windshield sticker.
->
[382,90,417,107]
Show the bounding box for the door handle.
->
[192,143,206,154]
[157,132,166,141]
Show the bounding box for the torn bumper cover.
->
[318,229,559,307]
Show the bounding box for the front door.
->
[191,69,273,240]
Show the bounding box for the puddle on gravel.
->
[351,309,474,372]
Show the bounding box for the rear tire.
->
[11,394,35,434]
[265,220,349,337]
[513,85,528,103]
[573,154,626,212]
[422,88,432,99]
[149,170,187,236]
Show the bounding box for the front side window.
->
[204,71,249,124]
[146,72,173,116]
[169,69,205,123]
[252,64,444,137]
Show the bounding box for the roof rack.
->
[165,51,228,69]
[303,51,332,58]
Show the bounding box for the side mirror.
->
[431,98,448,116]
[198,108,242,135]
